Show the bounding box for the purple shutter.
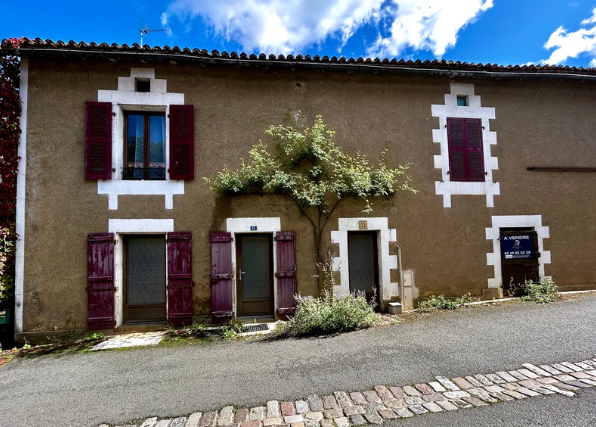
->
[210,232,233,322]
[169,105,194,180]
[447,118,466,181]
[85,101,112,180]
[275,231,296,319]
[465,118,485,181]
[447,118,485,182]
[166,232,193,326]
[87,233,115,330]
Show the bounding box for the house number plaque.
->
[358,220,368,230]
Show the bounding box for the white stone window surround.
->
[108,218,174,327]
[226,217,282,317]
[431,83,500,208]
[485,215,551,289]
[97,68,185,210]
[330,217,398,304]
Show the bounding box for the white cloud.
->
[368,0,493,58]
[163,0,492,56]
[164,0,384,54]
[161,13,173,37]
[543,7,596,65]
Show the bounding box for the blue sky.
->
[3,0,596,67]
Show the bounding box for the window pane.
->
[149,115,166,179]
[127,115,144,179]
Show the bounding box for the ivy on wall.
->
[0,37,22,303]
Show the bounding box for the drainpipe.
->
[397,245,405,309]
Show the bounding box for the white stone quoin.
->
[431,83,500,208]
[97,68,185,210]
[331,217,398,304]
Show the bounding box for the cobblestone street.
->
[102,357,596,427]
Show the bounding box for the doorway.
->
[124,235,166,322]
[348,231,380,307]
[500,228,539,296]
[236,234,274,316]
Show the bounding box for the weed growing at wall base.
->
[417,293,479,312]
[276,291,378,337]
[520,278,559,303]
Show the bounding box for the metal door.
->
[125,235,166,322]
[237,234,274,316]
[348,231,379,306]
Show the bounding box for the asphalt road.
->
[1,294,596,427]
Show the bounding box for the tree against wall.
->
[205,115,416,292]
[0,38,22,303]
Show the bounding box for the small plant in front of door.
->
[221,318,245,339]
[519,278,559,303]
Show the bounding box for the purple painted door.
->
[166,232,193,326]
[275,231,296,319]
[210,232,233,322]
[87,233,116,330]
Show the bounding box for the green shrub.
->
[520,278,558,303]
[276,291,378,337]
[222,318,244,339]
[417,293,479,312]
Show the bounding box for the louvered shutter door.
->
[275,231,297,319]
[465,119,485,181]
[85,102,112,180]
[447,118,466,181]
[166,232,193,326]
[87,233,115,330]
[169,105,194,180]
[210,232,233,322]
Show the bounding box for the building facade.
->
[3,39,596,341]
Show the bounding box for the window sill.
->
[97,180,185,210]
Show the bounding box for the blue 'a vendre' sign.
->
[501,234,534,259]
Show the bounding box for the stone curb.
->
[100,356,596,427]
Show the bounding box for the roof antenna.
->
[140,21,167,45]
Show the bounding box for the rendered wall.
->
[19,56,596,334]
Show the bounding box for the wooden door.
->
[500,228,540,295]
[348,231,379,307]
[210,232,233,322]
[166,232,193,326]
[87,233,116,330]
[237,234,274,316]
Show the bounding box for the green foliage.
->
[221,318,244,339]
[166,322,207,338]
[276,291,379,337]
[205,115,416,292]
[417,293,479,312]
[81,332,105,342]
[455,292,479,305]
[206,115,414,213]
[0,41,22,303]
[520,278,558,303]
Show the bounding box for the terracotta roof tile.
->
[2,37,596,79]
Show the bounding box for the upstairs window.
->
[447,117,485,182]
[124,112,166,180]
